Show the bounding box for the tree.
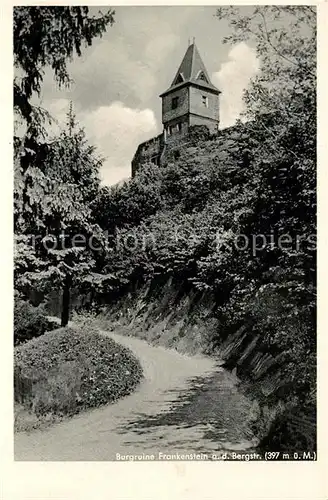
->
[91,164,163,232]
[15,104,101,233]
[13,8,116,325]
[215,6,316,299]
[213,6,316,408]
[15,107,110,326]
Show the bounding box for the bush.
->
[14,326,143,430]
[188,124,211,143]
[14,299,58,345]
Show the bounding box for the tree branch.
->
[258,9,316,78]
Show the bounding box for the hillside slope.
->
[87,119,315,452]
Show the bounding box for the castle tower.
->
[160,42,220,143]
[131,41,221,176]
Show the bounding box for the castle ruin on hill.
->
[131,42,221,176]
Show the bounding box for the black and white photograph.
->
[12,5,316,464]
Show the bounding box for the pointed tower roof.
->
[160,43,220,97]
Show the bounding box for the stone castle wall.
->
[131,122,244,176]
[131,133,164,176]
[132,126,193,175]
[132,125,212,175]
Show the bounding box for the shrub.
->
[14,298,57,345]
[14,326,143,429]
[188,124,211,143]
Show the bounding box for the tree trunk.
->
[61,274,72,327]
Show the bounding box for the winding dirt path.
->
[15,331,257,461]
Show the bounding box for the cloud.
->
[46,98,71,132]
[45,10,181,111]
[68,39,158,108]
[80,101,157,185]
[144,33,179,77]
[46,99,157,185]
[212,42,260,128]
[37,6,193,114]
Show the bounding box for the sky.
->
[33,6,260,186]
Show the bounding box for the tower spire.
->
[166,42,219,91]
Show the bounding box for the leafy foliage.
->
[15,107,102,234]
[92,164,163,232]
[14,297,57,345]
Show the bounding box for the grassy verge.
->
[14,326,143,432]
